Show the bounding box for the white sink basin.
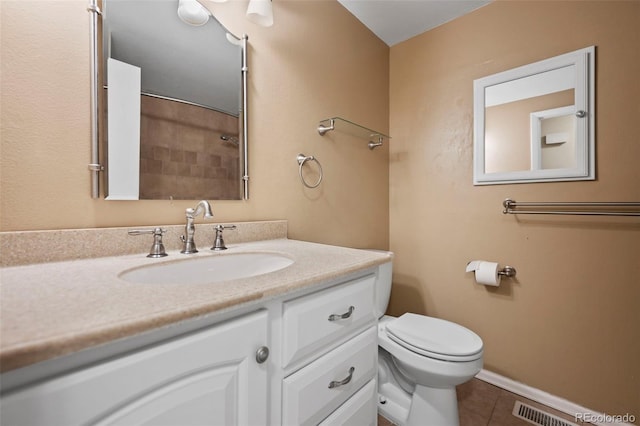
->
[119,252,294,285]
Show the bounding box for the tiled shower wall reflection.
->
[139,95,241,200]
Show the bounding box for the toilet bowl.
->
[378,315,483,425]
[370,255,483,426]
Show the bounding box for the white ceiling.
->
[337,0,491,46]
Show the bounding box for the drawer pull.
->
[328,306,355,322]
[328,366,355,389]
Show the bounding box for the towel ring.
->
[297,154,323,189]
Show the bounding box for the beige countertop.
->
[0,238,391,373]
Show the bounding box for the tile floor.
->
[377,378,595,426]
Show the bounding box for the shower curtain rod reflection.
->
[135,91,240,117]
[502,198,640,217]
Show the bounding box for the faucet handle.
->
[211,224,237,251]
[213,224,237,232]
[128,228,168,258]
[128,228,165,236]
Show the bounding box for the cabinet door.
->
[1,311,268,426]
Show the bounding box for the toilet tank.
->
[366,250,393,319]
[375,260,393,318]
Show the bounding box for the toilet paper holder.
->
[498,266,517,277]
[466,261,517,278]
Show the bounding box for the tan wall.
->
[390,0,639,418]
[0,0,389,250]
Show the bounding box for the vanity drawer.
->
[318,378,377,426]
[282,274,376,368]
[282,326,377,426]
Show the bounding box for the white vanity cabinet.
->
[281,274,378,426]
[0,310,269,426]
[1,268,383,426]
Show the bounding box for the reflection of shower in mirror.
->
[220,135,239,146]
[98,0,248,200]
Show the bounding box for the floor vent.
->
[512,401,578,426]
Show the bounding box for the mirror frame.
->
[473,46,595,185]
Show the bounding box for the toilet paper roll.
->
[475,261,501,286]
[466,260,501,287]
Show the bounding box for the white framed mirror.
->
[473,46,595,185]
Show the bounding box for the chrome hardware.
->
[87,0,102,198]
[297,154,323,189]
[368,136,384,150]
[498,266,517,278]
[575,110,587,118]
[128,228,168,258]
[220,134,239,146]
[181,200,214,254]
[503,198,640,217]
[241,34,249,200]
[328,306,355,322]
[86,3,102,15]
[328,367,355,389]
[211,224,237,251]
[317,117,390,150]
[317,118,336,136]
[255,346,269,364]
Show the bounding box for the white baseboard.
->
[475,369,636,426]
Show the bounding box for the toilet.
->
[374,259,484,426]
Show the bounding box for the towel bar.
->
[502,199,640,217]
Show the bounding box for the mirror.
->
[473,46,595,185]
[101,0,247,200]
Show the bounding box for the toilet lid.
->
[386,313,483,362]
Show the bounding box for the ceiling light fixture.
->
[177,0,211,26]
[177,0,228,27]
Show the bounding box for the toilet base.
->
[378,382,411,425]
[407,385,459,426]
[378,382,459,426]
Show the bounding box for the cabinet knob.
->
[255,346,269,364]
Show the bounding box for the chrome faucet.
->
[180,200,213,254]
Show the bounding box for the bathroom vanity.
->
[0,224,390,425]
